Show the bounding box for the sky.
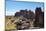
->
[6,0,44,16]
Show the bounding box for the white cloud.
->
[6,8,20,16]
[33,10,35,13]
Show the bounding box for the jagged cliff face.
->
[15,10,35,19]
[34,7,44,28]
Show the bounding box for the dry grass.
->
[5,16,18,30]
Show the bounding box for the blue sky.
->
[6,0,44,16]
